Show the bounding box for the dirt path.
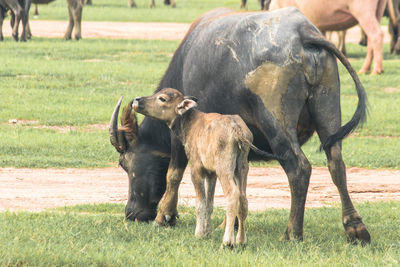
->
[2,20,392,42]
[1,166,399,212]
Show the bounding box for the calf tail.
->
[249,143,283,161]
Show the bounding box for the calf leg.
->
[192,166,215,238]
[218,172,240,248]
[155,135,188,226]
[235,150,249,246]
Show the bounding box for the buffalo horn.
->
[109,96,124,153]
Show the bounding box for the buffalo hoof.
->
[155,212,177,226]
[344,218,371,246]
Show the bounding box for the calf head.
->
[132,88,198,126]
[109,97,169,222]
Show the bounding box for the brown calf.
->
[132,88,278,248]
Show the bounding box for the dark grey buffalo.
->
[0,0,31,41]
[110,7,370,244]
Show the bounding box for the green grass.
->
[1,202,400,265]
[1,39,400,168]
[31,0,393,25]
[31,0,261,23]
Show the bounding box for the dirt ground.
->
[1,166,400,212]
[2,20,392,42]
[1,21,398,212]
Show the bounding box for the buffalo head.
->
[109,97,170,222]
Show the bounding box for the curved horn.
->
[121,100,139,148]
[109,96,124,153]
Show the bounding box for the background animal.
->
[28,0,82,40]
[109,7,370,244]
[267,0,388,74]
[129,0,176,8]
[0,0,31,41]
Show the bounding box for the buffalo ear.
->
[121,100,139,147]
[176,99,198,115]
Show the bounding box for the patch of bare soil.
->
[1,166,399,212]
[1,20,391,42]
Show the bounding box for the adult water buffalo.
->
[110,7,370,243]
[0,0,31,41]
[129,0,176,8]
[266,0,387,75]
[29,0,82,40]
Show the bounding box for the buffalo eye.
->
[158,96,167,102]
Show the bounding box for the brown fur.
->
[268,0,388,74]
[133,88,251,248]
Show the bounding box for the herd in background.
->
[1,0,399,72]
[0,0,82,41]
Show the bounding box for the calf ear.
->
[176,99,198,115]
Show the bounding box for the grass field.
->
[1,39,400,169]
[31,0,391,25]
[32,0,261,23]
[1,202,399,265]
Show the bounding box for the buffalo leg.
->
[253,99,311,240]
[308,55,370,244]
[64,3,74,40]
[0,7,4,41]
[72,0,83,40]
[8,2,23,41]
[64,0,82,40]
[155,134,188,226]
[352,0,386,74]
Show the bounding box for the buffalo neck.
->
[139,116,171,153]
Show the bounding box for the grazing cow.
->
[361,0,400,54]
[110,8,370,244]
[29,0,82,40]
[64,0,82,40]
[129,0,176,8]
[266,0,387,74]
[0,0,31,41]
[131,88,280,248]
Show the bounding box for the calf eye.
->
[159,96,166,102]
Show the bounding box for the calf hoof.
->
[344,218,371,246]
[155,212,177,226]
